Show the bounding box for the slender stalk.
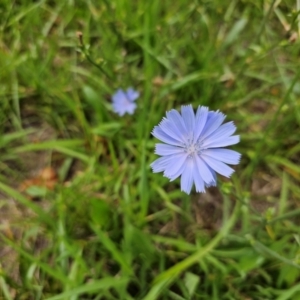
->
[143,198,241,300]
[76,31,112,80]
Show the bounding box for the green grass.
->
[1,0,300,299]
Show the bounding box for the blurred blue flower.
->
[112,88,139,116]
[151,105,241,194]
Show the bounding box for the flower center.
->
[183,139,203,157]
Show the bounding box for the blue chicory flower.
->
[112,87,139,116]
[151,105,241,194]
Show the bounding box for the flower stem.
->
[143,198,241,300]
[76,31,113,80]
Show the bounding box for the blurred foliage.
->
[1,0,300,299]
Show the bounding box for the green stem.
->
[77,32,112,80]
[143,198,241,300]
[81,47,112,80]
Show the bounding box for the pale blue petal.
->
[194,155,215,185]
[193,106,209,142]
[200,111,226,141]
[202,122,236,148]
[192,157,205,192]
[164,153,188,179]
[202,149,241,165]
[155,144,184,156]
[201,154,234,178]
[180,158,194,194]
[112,103,122,115]
[112,89,125,102]
[181,105,195,134]
[151,153,187,174]
[150,157,166,173]
[207,121,236,140]
[114,108,125,116]
[112,102,136,116]
[126,87,139,101]
[204,165,217,187]
[168,161,187,181]
[205,181,217,187]
[151,156,174,173]
[166,110,188,138]
[125,103,136,115]
[159,118,186,143]
[152,126,182,146]
[208,165,217,182]
[203,135,240,148]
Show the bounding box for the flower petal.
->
[112,89,125,102]
[155,144,184,156]
[112,104,122,116]
[202,149,241,165]
[192,157,205,192]
[164,153,188,180]
[181,105,195,135]
[193,106,209,142]
[202,121,236,148]
[166,109,188,138]
[125,103,136,115]
[126,87,139,101]
[159,118,186,143]
[152,126,182,146]
[180,158,194,194]
[150,155,175,173]
[168,161,187,181]
[113,102,135,116]
[200,111,226,141]
[203,135,240,148]
[201,154,235,178]
[205,165,217,187]
[194,155,215,185]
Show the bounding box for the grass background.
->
[1,0,300,299]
